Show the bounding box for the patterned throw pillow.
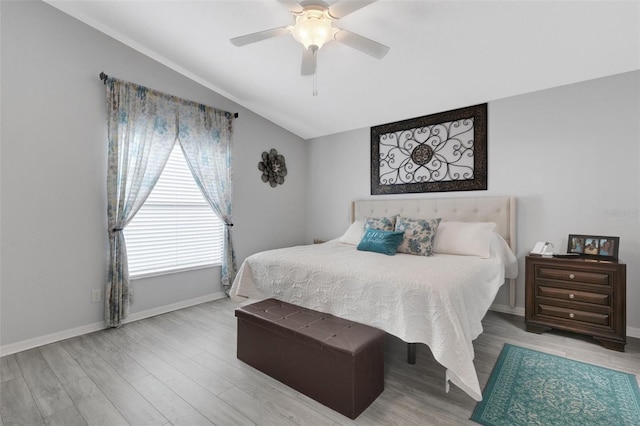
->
[357,228,405,256]
[395,217,441,256]
[364,216,396,231]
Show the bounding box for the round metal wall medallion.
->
[410,144,434,165]
[258,149,287,187]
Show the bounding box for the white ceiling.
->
[46,0,639,140]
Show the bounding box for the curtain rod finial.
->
[99,72,108,84]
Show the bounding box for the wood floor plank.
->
[130,375,214,426]
[61,336,167,425]
[165,310,236,356]
[39,343,87,385]
[15,348,74,417]
[0,376,45,425]
[0,355,21,383]
[172,306,236,343]
[120,322,235,397]
[80,332,149,382]
[192,351,338,426]
[63,377,129,426]
[148,313,204,341]
[100,327,152,360]
[216,385,299,426]
[43,405,87,426]
[133,352,253,426]
[62,377,103,402]
[74,394,129,426]
[223,365,337,426]
[140,316,205,358]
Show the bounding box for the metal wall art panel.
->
[370,104,488,195]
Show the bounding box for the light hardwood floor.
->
[1,298,639,425]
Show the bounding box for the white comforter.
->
[229,238,517,401]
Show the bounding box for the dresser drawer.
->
[537,303,611,327]
[536,266,610,286]
[537,286,610,306]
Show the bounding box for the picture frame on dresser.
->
[567,234,619,261]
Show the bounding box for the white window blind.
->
[124,145,224,278]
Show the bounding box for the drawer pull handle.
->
[569,274,575,279]
[569,293,575,299]
[569,313,575,319]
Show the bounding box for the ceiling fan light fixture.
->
[290,9,336,50]
[230,0,389,86]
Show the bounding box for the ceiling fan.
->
[230,0,390,78]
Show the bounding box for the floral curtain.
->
[177,103,236,293]
[105,77,236,326]
[106,78,177,327]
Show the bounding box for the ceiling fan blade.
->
[301,48,317,76]
[277,0,303,13]
[230,27,290,47]
[334,29,389,59]
[328,0,377,19]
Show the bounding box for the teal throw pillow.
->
[357,228,405,256]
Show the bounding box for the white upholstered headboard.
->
[353,196,517,306]
[353,196,515,252]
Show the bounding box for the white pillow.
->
[489,233,518,279]
[339,220,365,245]
[434,221,497,258]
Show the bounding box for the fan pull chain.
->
[313,72,318,96]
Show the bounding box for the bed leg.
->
[407,343,416,364]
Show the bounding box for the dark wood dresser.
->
[525,255,626,351]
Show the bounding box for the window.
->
[124,144,224,278]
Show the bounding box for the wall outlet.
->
[91,289,101,303]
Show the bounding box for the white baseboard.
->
[627,326,640,339]
[489,303,640,339]
[124,292,226,323]
[0,292,226,357]
[0,321,106,358]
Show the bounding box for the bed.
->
[229,196,517,401]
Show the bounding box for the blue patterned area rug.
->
[471,344,640,425]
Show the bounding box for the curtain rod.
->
[99,72,239,119]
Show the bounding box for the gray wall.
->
[0,1,308,349]
[306,70,640,335]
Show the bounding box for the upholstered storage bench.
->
[235,298,385,419]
